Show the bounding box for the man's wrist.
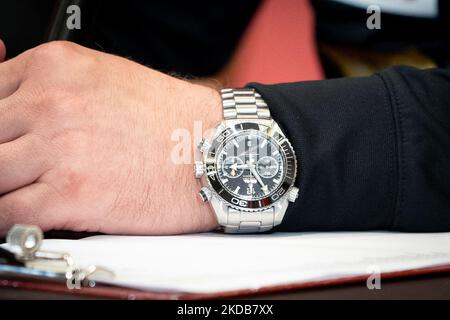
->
[179,82,222,232]
[194,85,222,231]
[192,83,222,132]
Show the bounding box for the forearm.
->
[249,66,450,232]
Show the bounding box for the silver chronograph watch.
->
[195,88,299,233]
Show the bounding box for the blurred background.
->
[0,0,449,86]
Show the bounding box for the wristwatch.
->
[195,88,299,233]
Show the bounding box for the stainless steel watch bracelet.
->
[224,207,275,233]
[220,88,275,233]
[221,88,271,120]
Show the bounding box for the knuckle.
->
[32,41,78,63]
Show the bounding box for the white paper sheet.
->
[332,0,438,18]
[22,231,450,294]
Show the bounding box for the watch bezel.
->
[204,122,297,210]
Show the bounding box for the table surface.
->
[1,271,449,300]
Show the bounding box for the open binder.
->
[1,224,450,299]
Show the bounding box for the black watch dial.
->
[216,131,285,201]
[206,123,297,210]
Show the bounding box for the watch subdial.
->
[221,156,244,178]
[256,156,279,179]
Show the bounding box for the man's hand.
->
[0,39,6,62]
[0,41,221,235]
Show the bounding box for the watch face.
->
[216,132,284,201]
[205,123,297,210]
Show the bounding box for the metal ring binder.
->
[0,224,114,288]
[6,224,43,261]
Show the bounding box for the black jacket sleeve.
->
[249,66,450,232]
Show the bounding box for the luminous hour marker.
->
[273,178,280,184]
[260,139,267,148]
[234,186,241,193]
[272,150,279,156]
[221,178,229,184]
[232,140,239,148]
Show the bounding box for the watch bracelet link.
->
[223,207,275,233]
[221,88,271,120]
[219,88,275,233]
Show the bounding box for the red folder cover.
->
[2,264,450,299]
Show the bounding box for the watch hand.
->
[229,162,238,176]
[235,164,251,169]
[249,165,267,190]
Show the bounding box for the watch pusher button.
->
[288,187,299,203]
[197,138,211,153]
[198,187,212,202]
[194,161,205,178]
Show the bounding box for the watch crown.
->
[194,161,205,178]
[288,187,299,203]
[197,138,211,153]
[198,187,212,202]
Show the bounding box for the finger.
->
[0,134,54,195]
[0,38,5,62]
[0,182,61,235]
[0,55,25,99]
[0,93,31,143]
